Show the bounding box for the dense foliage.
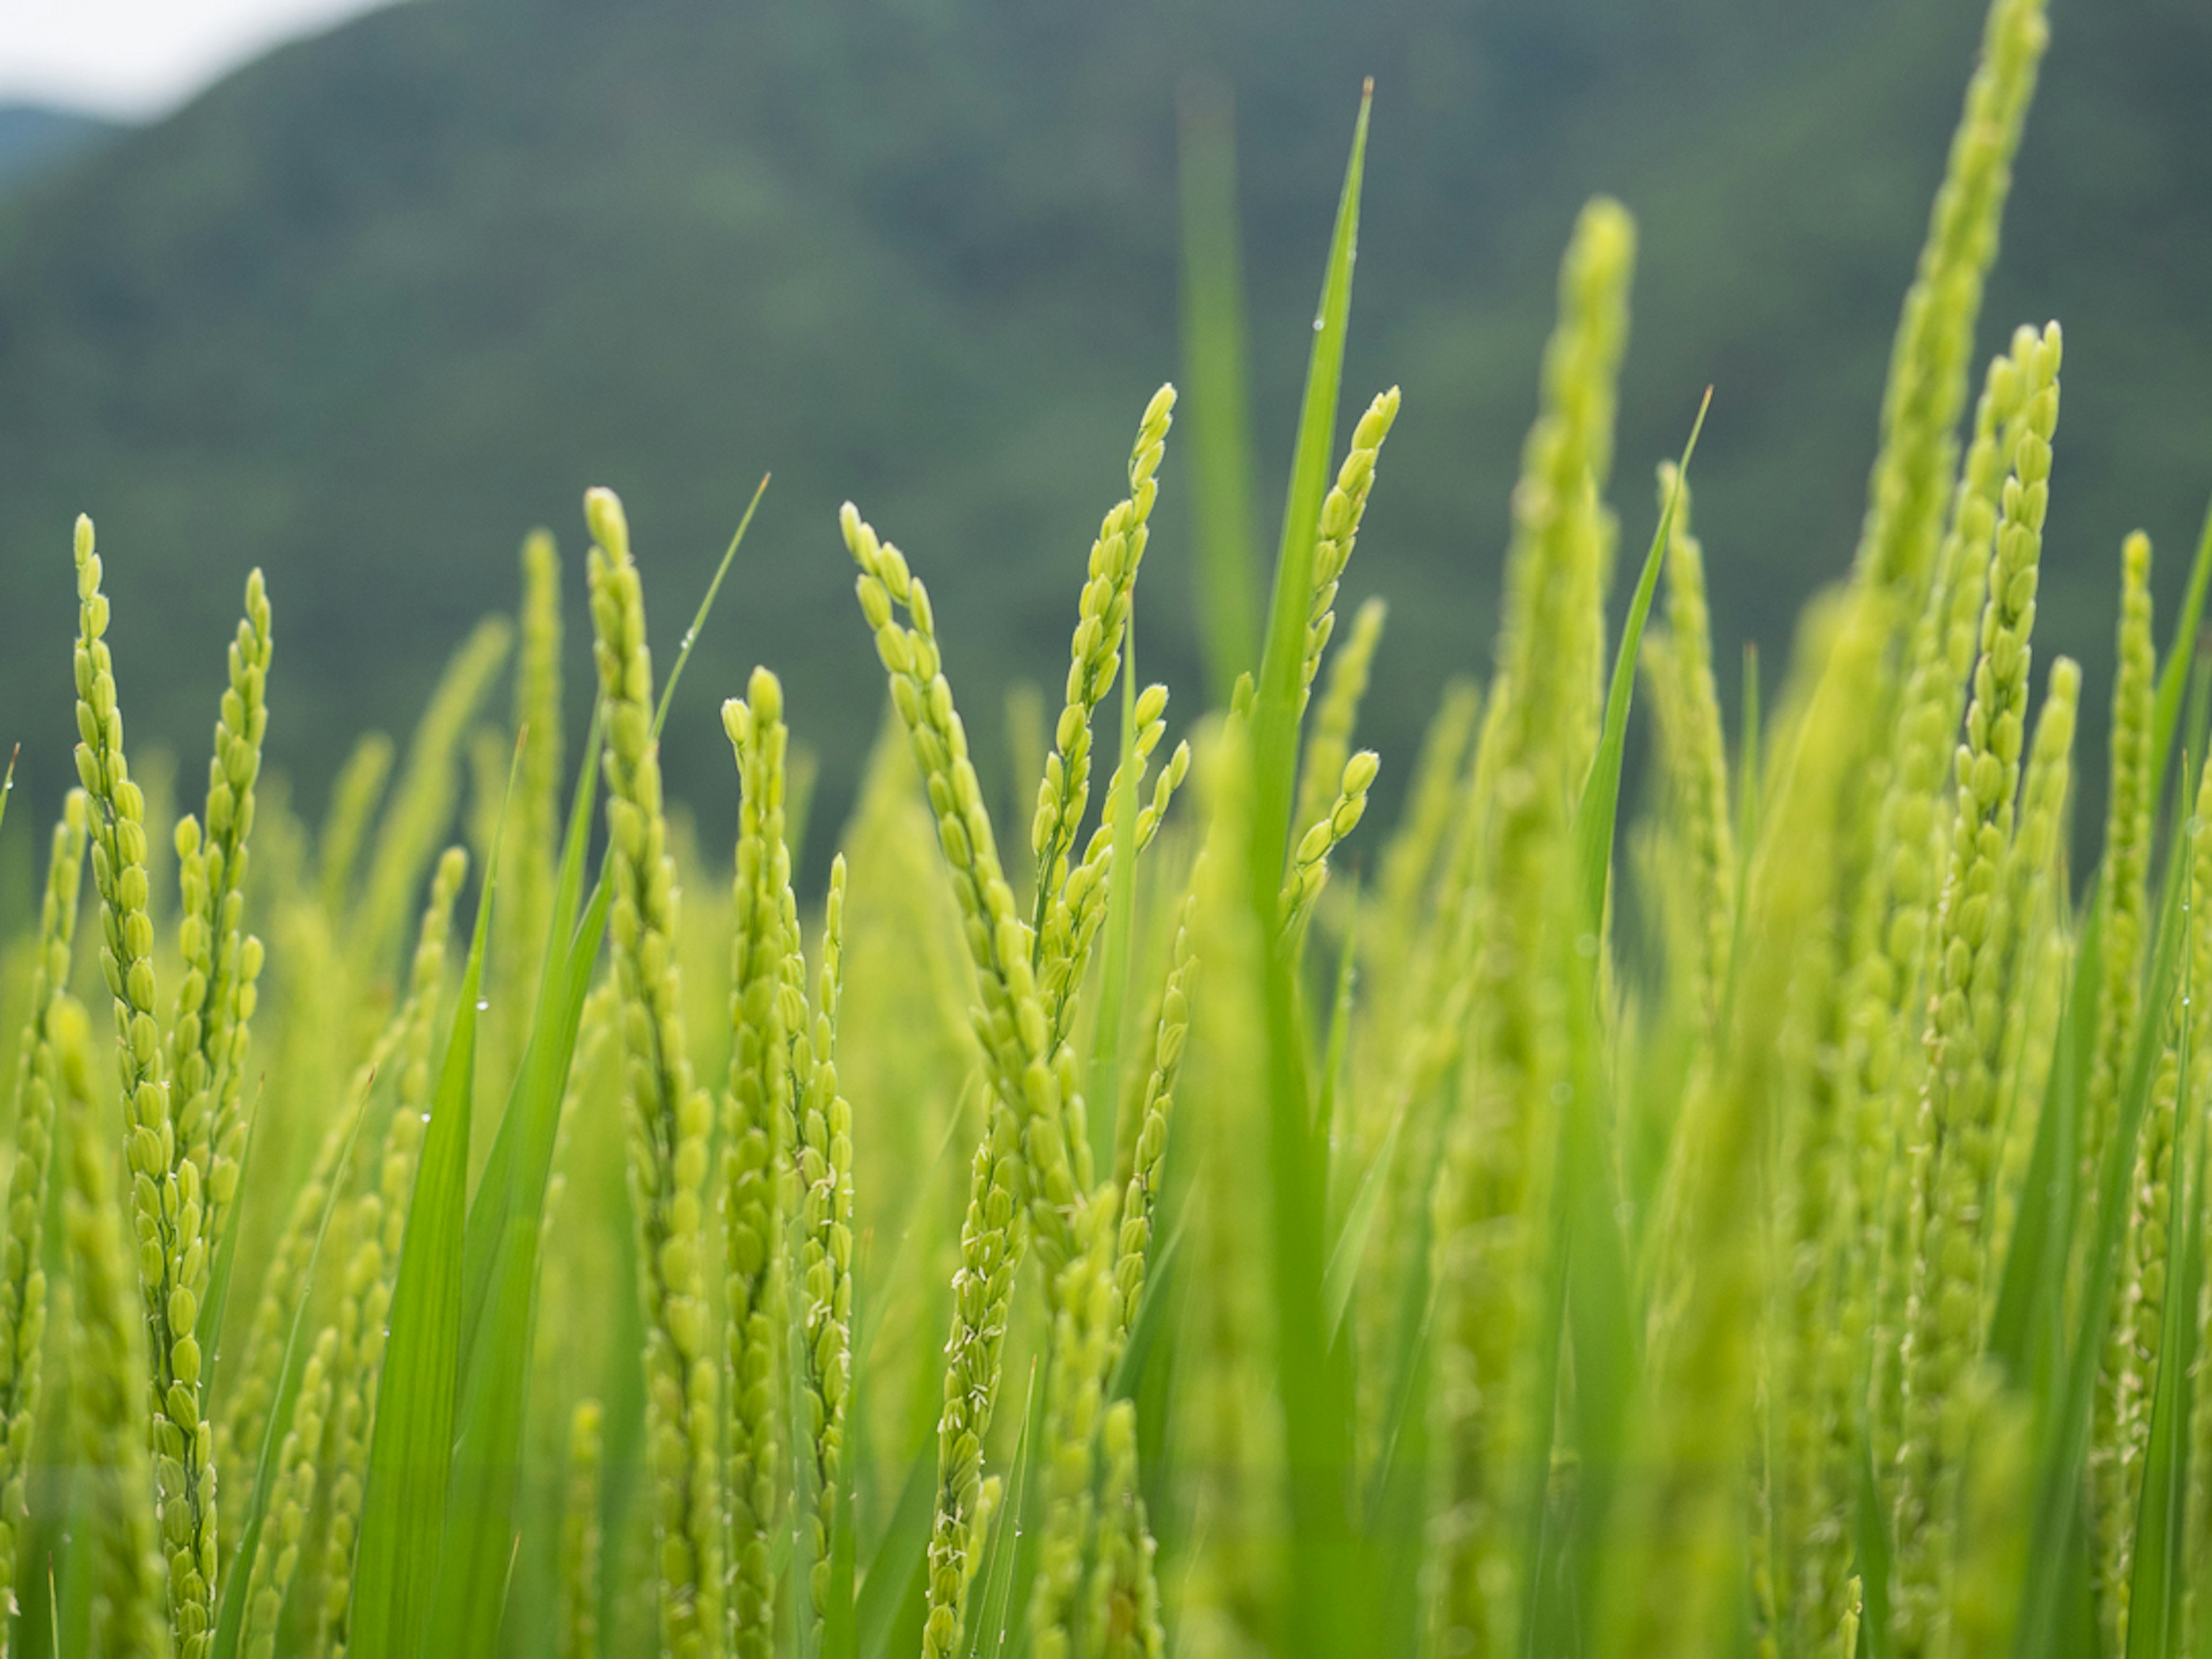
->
[1,0,2209,1655]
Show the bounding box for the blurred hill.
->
[0,0,2205,854]
[0,104,115,192]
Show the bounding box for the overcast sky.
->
[0,0,395,120]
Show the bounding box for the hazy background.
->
[0,0,2206,874]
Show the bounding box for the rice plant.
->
[0,0,2207,1654]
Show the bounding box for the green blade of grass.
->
[1177,78,1261,706]
[1240,81,1372,1659]
[856,1445,936,1659]
[210,1072,376,1659]
[1248,82,1370,884]
[459,695,604,1371]
[653,475,769,738]
[430,872,612,1653]
[1989,884,2100,1390]
[1571,388,1712,926]
[349,796,502,1659]
[959,1361,1046,1659]
[1315,887,1360,1221]
[2013,818,2190,1659]
[1323,1090,1399,1347]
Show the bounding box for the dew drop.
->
[476,998,490,1012]
[1312,316,1324,331]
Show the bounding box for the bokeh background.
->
[1,0,2207,878]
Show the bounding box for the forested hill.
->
[0,0,2205,851]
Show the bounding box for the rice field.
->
[1,0,2208,1653]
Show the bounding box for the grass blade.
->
[210,1076,374,1659]
[2013,822,2189,1659]
[349,804,501,1659]
[856,1446,936,1659]
[959,1361,1046,1659]
[1989,884,2100,1389]
[1571,388,1711,926]
[653,474,770,738]
[1240,81,1372,1659]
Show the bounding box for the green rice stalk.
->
[562,1399,605,1659]
[1600,581,1889,1659]
[240,1325,334,1659]
[1278,751,1378,941]
[2184,1173,2212,1658]
[317,734,394,921]
[1362,680,1480,1036]
[0,795,86,1651]
[353,615,512,976]
[1849,0,2049,610]
[1112,892,1195,1340]
[1294,596,1386,839]
[1945,1384,2032,1657]
[1988,657,2080,1267]
[314,844,466,1659]
[2104,750,2212,1646]
[1175,721,1283,1659]
[586,486,725,1658]
[507,528,566,1016]
[1039,690,1181,1045]
[844,502,1088,1256]
[794,853,856,1634]
[55,993,168,1658]
[173,565,273,1286]
[2091,531,2158,1211]
[722,671,798,1659]
[1295,391,1400,722]
[73,514,220,1656]
[2089,530,2159,1640]
[1029,1186,1121,1659]
[1433,196,1633,1659]
[218,978,415,1506]
[1889,327,2060,1659]
[1083,1399,1165,1659]
[1647,462,1734,1025]
[1852,329,2039,1488]
[1029,387,1176,935]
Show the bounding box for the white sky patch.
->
[0,0,396,121]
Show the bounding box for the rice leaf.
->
[1571,386,1713,927]
[429,870,612,1652]
[348,790,502,1659]
[1240,81,1372,1659]
[1323,1090,1399,1347]
[857,1446,936,1659]
[2013,814,2189,1659]
[1989,884,2101,1392]
[653,474,770,737]
[209,1075,373,1659]
[959,1361,1046,1659]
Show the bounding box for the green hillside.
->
[0,0,2205,851]
[0,104,114,192]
